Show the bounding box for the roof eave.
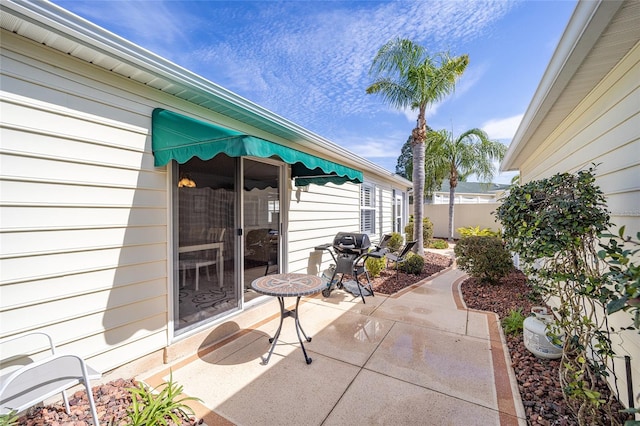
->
[501,0,624,171]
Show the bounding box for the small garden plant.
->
[365,255,386,278]
[0,410,19,426]
[386,232,404,252]
[456,225,501,238]
[429,239,449,249]
[125,372,200,426]
[502,308,525,335]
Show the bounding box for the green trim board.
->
[152,108,363,186]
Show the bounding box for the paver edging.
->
[454,273,527,425]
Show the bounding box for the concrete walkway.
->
[142,266,526,425]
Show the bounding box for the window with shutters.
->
[360,183,375,235]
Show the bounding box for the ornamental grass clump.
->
[125,372,200,426]
[429,239,449,249]
[457,225,501,238]
[502,308,525,335]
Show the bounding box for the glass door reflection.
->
[243,159,281,303]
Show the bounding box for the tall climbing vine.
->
[496,165,625,425]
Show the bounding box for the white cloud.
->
[175,0,516,127]
[482,114,524,140]
[57,1,189,56]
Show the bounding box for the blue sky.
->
[52,0,577,183]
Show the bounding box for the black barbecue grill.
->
[315,232,386,303]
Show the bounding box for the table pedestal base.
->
[262,296,312,365]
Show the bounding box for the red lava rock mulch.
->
[369,250,453,294]
[461,270,631,426]
[16,378,201,425]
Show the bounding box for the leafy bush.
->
[454,236,513,284]
[365,255,386,278]
[598,226,640,329]
[400,252,425,275]
[429,239,449,249]
[404,216,433,246]
[126,372,200,426]
[496,166,619,424]
[457,225,501,238]
[502,308,525,335]
[387,232,403,252]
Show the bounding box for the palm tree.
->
[425,128,507,241]
[367,38,468,254]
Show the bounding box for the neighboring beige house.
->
[427,181,509,205]
[501,0,639,411]
[420,182,509,238]
[0,0,410,377]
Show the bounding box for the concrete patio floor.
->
[141,266,526,425]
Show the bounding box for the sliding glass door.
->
[173,155,284,332]
[174,155,237,333]
[242,158,281,303]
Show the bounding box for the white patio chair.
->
[0,332,100,425]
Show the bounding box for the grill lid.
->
[332,232,371,253]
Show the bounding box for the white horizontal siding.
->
[1,226,167,257]
[1,287,166,336]
[287,182,359,274]
[1,243,166,282]
[1,206,166,232]
[87,332,168,374]
[1,180,166,208]
[0,33,170,371]
[1,263,166,308]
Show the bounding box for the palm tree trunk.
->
[448,171,457,242]
[411,122,426,256]
[448,184,455,241]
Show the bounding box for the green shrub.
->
[365,255,386,278]
[387,232,403,252]
[400,252,425,275]
[457,225,501,238]
[429,239,449,249]
[454,236,513,284]
[126,372,200,426]
[404,216,433,246]
[502,308,525,335]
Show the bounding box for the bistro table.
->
[251,273,325,365]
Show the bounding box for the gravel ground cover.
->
[461,270,631,426]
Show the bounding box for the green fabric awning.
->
[152,108,363,186]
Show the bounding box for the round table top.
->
[251,273,325,297]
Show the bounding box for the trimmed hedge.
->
[400,252,425,275]
[454,236,513,284]
[404,216,434,246]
